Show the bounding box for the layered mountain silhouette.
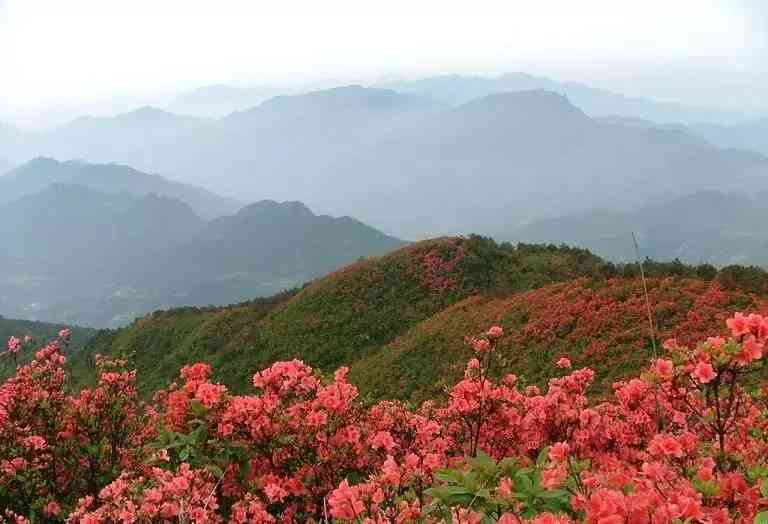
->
[167,84,288,117]
[155,73,746,122]
[593,115,768,172]
[0,157,241,219]
[376,73,741,122]
[517,190,768,266]
[22,107,214,176]
[690,119,768,157]
[4,84,768,242]
[0,169,404,327]
[138,199,405,308]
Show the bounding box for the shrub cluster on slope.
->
[69,236,768,401]
[351,277,768,401]
[69,237,607,396]
[0,317,94,378]
[3,313,768,521]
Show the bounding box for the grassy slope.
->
[71,237,607,395]
[351,276,768,401]
[0,317,95,377]
[69,235,768,400]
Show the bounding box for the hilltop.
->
[69,235,768,400]
[55,237,663,394]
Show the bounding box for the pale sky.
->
[1,0,766,127]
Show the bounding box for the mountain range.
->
[162,73,749,123]
[0,159,404,327]
[375,72,744,123]
[595,115,768,159]
[4,85,768,242]
[517,190,768,266]
[166,84,288,117]
[0,157,241,218]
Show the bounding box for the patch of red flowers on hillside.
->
[2,310,768,521]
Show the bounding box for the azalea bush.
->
[2,314,768,522]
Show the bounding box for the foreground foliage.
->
[3,310,768,522]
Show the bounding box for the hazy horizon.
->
[2,0,768,129]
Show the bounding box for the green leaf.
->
[435,468,464,484]
[206,464,224,479]
[755,511,768,524]
[536,446,550,467]
[498,457,518,474]
[424,486,475,505]
[475,488,491,500]
[514,469,534,493]
[538,489,570,500]
[471,451,496,471]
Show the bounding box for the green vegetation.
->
[0,316,95,377]
[68,236,768,400]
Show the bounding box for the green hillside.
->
[0,316,96,377]
[69,235,768,400]
[70,236,606,395]
[350,275,768,401]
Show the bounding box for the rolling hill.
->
[0,185,404,328]
[69,236,746,399]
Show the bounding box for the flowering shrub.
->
[3,312,768,522]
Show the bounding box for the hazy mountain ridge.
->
[3,75,763,239]
[690,119,768,157]
[517,190,768,265]
[376,72,744,123]
[0,171,404,327]
[595,114,768,160]
[167,84,287,117]
[4,82,768,248]
[311,90,768,238]
[0,157,242,219]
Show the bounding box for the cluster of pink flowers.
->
[5,336,21,354]
[1,315,768,522]
[414,245,466,292]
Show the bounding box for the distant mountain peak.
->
[236,199,314,219]
[1,158,242,220]
[460,89,576,109]
[19,156,60,168]
[118,106,181,120]
[254,85,436,114]
[450,89,588,126]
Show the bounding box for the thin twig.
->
[203,473,225,511]
[633,232,666,430]
[632,232,657,358]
